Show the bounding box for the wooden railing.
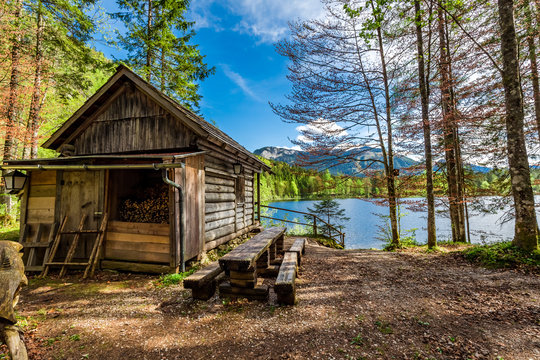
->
[256,203,346,248]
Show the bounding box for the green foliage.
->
[112,0,214,109]
[258,156,370,201]
[305,198,350,236]
[462,242,540,271]
[154,268,198,288]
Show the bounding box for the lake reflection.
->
[264,197,536,249]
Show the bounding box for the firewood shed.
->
[1,65,270,274]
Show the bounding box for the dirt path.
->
[5,240,540,359]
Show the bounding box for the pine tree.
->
[306,199,350,238]
[112,0,214,109]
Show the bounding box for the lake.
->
[264,197,536,249]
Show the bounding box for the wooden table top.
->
[219,227,286,272]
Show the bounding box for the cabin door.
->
[59,170,105,258]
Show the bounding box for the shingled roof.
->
[43,65,268,169]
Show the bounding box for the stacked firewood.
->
[119,183,169,223]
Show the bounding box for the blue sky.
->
[93,0,325,152]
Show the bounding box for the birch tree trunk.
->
[498,0,539,251]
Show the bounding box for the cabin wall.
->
[203,153,256,250]
[25,171,57,224]
[105,221,170,264]
[72,85,197,155]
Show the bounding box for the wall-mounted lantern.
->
[233,163,243,175]
[2,170,28,194]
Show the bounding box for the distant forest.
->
[258,156,540,202]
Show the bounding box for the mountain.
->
[253,146,417,176]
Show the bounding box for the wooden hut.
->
[2,65,269,274]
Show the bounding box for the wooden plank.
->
[27,197,55,210]
[106,232,169,244]
[275,251,298,305]
[183,262,222,287]
[107,221,169,236]
[105,248,170,264]
[101,260,173,274]
[29,185,56,198]
[218,227,286,272]
[106,239,169,253]
[27,209,54,223]
[30,171,57,185]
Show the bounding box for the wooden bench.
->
[288,238,306,266]
[183,262,223,300]
[274,251,298,305]
[218,227,286,300]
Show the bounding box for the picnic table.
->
[218,227,286,300]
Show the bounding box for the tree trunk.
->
[25,1,44,159]
[414,0,437,249]
[524,0,540,139]
[368,0,399,248]
[498,0,538,251]
[3,0,22,162]
[1,0,23,217]
[146,0,153,82]
[437,3,465,243]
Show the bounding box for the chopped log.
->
[205,183,235,193]
[205,224,235,242]
[205,202,235,214]
[275,251,298,305]
[205,175,235,187]
[183,262,223,300]
[205,192,236,203]
[205,217,235,232]
[205,209,236,223]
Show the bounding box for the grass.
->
[0,222,20,241]
[154,267,199,288]
[462,242,540,271]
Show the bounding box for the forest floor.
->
[4,238,540,360]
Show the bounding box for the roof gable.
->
[44,66,267,168]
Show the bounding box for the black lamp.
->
[2,170,28,194]
[233,162,243,175]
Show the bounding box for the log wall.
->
[203,153,255,249]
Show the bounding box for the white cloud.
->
[220,64,261,101]
[295,119,349,144]
[190,0,325,43]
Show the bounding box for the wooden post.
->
[256,172,261,222]
[313,215,317,236]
